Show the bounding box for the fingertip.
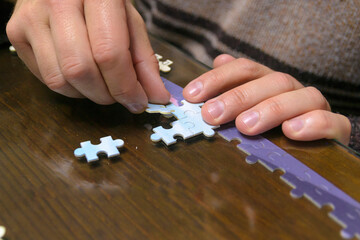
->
[200,103,218,125]
[148,87,171,104]
[282,111,351,145]
[183,80,204,102]
[213,54,236,68]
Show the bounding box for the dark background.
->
[0,0,14,46]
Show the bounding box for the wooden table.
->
[0,36,359,240]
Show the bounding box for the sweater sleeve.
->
[348,116,360,153]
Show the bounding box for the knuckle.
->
[92,41,119,66]
[61,57,89,80]
[206,69,225,85]
[229,87,250,106]
[271,72,295,91]
[5,20,19,42]
[266,98,285,115]
[235,58,256,70]
[134,52,158,67]
[48,0,67,13]
[305,86,329,109]
[316,110,333,130]
[20,4,42,25]
[110,87,134,100]
[43,71,66,91]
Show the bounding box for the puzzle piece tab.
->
[147,100,218,145]
[74,136,124,163]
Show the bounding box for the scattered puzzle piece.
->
[74,136,124,163]
[156,53,173,72]
[9,45,16,53]
[0,226,5,240]
[147,100,218,145]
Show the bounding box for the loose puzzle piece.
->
[147,100,218,145]
[0,226,5,240]
[156,53,173,72]
[74,136,124,163]
[218,123,360,239]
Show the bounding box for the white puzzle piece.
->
[155,53,173,73]
[147,100,218,145]
[74,136,124,163]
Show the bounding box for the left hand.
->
[183,54,351,145]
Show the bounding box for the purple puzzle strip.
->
[162,77,360,239]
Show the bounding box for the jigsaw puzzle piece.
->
[150,121,195,145]
[181,111,219,137]
[159,59,173,72]
[282,172,360,239]
[146,100,204,120]
[161,77,184,105]
[155,53,173,72]
[218,123,360,239]
[146,103,174,118]
[146,103,172,114]
[74,136,124,163]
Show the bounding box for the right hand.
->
[6,0,170,113]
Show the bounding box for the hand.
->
[183,54,351,145]
[6,0,170,112]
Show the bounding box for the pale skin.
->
[6,0,352,145]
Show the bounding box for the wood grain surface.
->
[0,36,359,240]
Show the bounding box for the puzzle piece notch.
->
[74,136,124,163]
[151,121,196,145]
[147,100,218,145]
[155,53,173,73]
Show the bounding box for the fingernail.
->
[207,100,225,120]
[127,103,146,113]
[288,117,304,132]
[241,111,259,128]
[186,81,203,97]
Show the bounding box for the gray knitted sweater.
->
[135,0,360,152]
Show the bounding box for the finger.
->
[235,86,331,135]
[85,0,150,112]
[49,0,115,105]
[282,110,351,145]
[183,58,273,102]
[6,17,42,80]
[213,54,236,68]
[201,72,303,125]
[126,2,170,104]
[26,21,83,98]
[11,42,43,80]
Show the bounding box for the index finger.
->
[84,0,148,112]
[183,58,273,102]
